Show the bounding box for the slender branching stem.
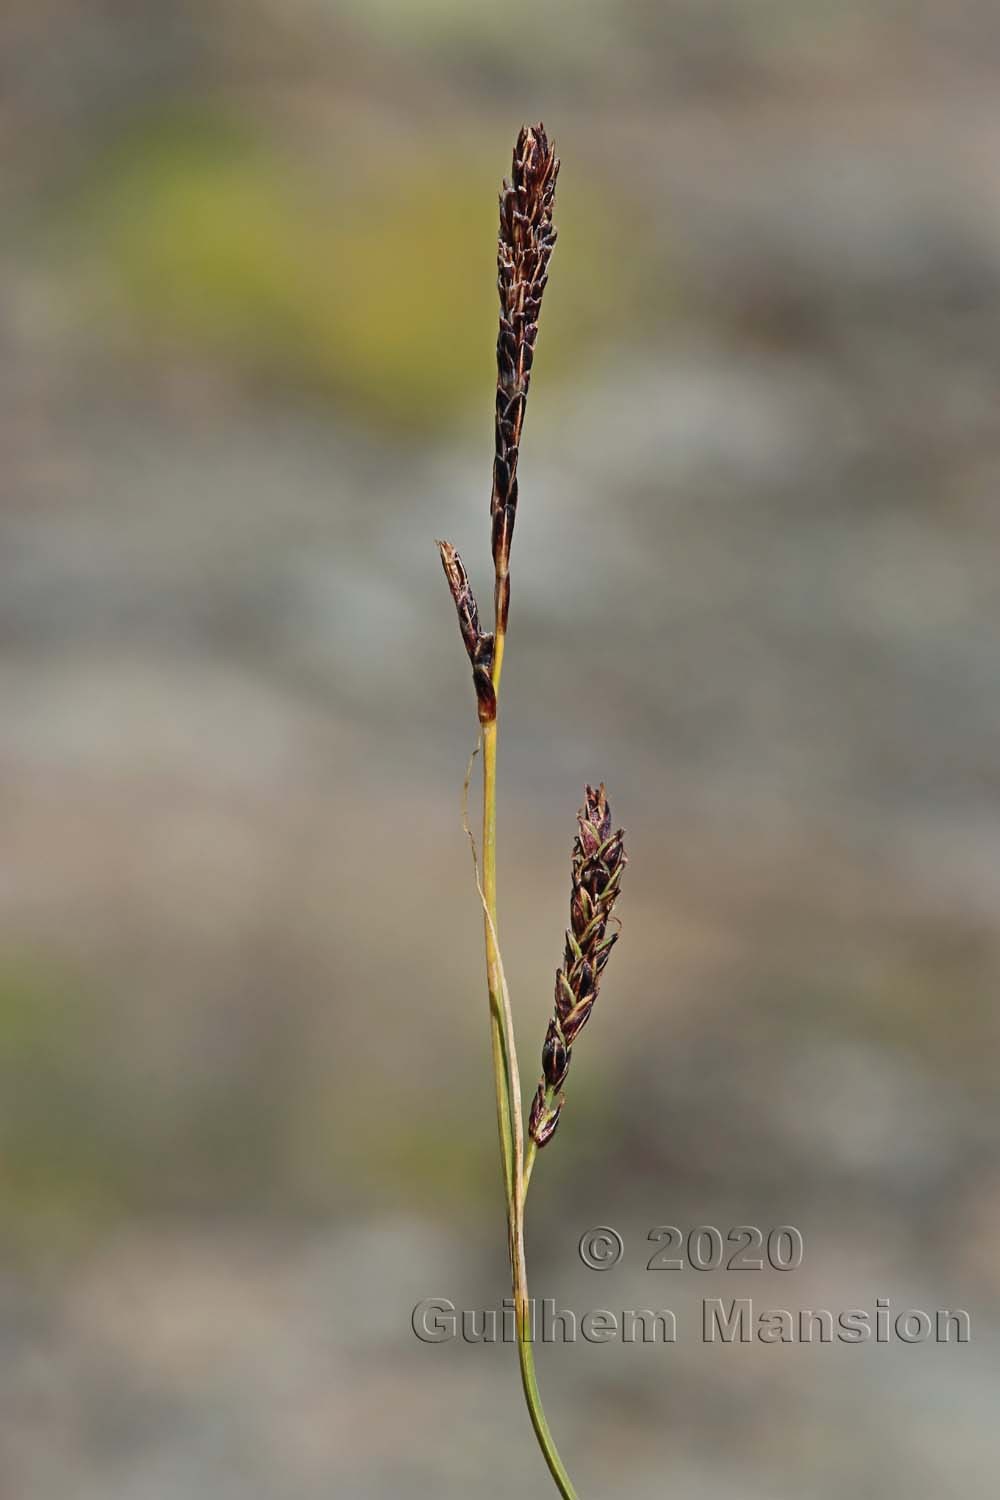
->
[442,124,602,1499]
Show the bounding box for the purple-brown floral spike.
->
[491,123,559,627]
[529,785,626,1148]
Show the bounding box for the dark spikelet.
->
[541,1017,570,1090]
[437,540,496,720]
[529,1083,563,1148]
[529,785,626,1149]
[491,123,559,583]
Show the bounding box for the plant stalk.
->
[482,615,579,1500]
[481,714,514,1203]
[522,1127,542,1204]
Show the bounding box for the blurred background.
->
[2,2,999,1495]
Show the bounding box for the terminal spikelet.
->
[491,123,559,628]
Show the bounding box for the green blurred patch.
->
[73,112,637,430]
[0,947,502,1239]
[0,959,130,1246]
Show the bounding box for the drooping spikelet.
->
[437,540,496,721]
[529,785,626,1148]
[491,123,559,625]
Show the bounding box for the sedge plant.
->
[437,124,627,1500]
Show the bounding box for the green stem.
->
[481,715,515,1204]
[482,617,579,1500]
[517,1317,578,1500]
[523,1136,539,1204]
